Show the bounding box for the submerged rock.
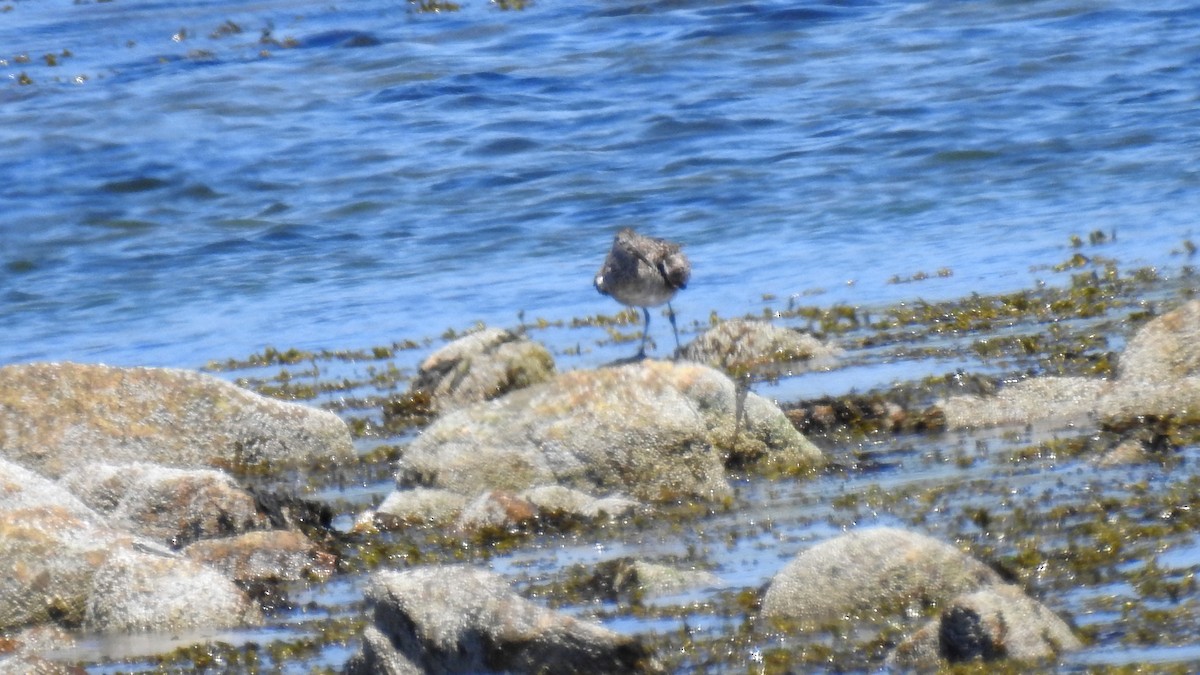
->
[888,584,1082,668]
[397,360,821,502]
[61,462,269,549]
[760,527,1001,624]
[680,319,839,375]
[343,566,655,674]
[0,362,354,477]
[411,328,555,413]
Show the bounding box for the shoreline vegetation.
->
[5,242,1200,672]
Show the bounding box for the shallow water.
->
[3,0,1199,369]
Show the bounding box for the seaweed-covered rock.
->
[680,320,839,375]
[760,527,1001,624]
[887,584,1082,668]
[61,463,269,549]
[411,328,555,413]
[84,547,261,633]
[343,566,655,674]
[0,362,354,477]
[397,360,821,502]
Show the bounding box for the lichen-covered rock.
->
[411,328,555,413]
[184,529,335,584]
[397,360,821,502]
[61,463,269,549]
[343,566,655,674]
[887,584,1082,668]
[760,527,1002,624]
[680,320,839,375]
[0,626,78,674]
[84,547,261,633]
[0,362,354,477]
[0,459,138,630]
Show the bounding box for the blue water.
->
[2,0,1199,368]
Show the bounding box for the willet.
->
[594,227,691,358]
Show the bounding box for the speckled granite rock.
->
[397,360,822,502]
[0,362,354,477]
[411,328,555,413]
[761,527,1001,624]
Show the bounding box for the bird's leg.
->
[637,307,651,359]
[667,301,681,358]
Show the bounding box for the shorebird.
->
[594,227,691,358]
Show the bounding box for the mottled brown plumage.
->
[594,228,691,357]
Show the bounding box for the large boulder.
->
[343,566,655,674]
[411,328,555,413]
[887,584,1082,667]
[61,463,269,549]
[760,527,1002,624]
[0,362,354,477]
[397,360,822,502]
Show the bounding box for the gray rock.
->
[0,362,354,477]
[938,377,1109,429]
[519,485,639,520]
[358,488,471,531]
[0,459,138,630]
[1118,300,1200,383]
[343,566,655,674]
[412,328,555,413]
[84,547,261,633]
[453,490,538,533]
[184,529,336,584]
[398,360,822,502]
[888,584,1082,668]
[680,320,839,375]
[938,301,1200,430]
[760,527,1002,624]
[61,462,269,549]
[603,558,722,599]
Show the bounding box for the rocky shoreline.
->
[2,257,1199,672]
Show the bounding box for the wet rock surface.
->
[0,362,354,476]
[760,526,1003,624]
[680,319,840,375]
[410,327,556,413]
[888,584,1083,668]
[344,566,656,674]
[940,300,1200,429]
[395,359,822,502]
